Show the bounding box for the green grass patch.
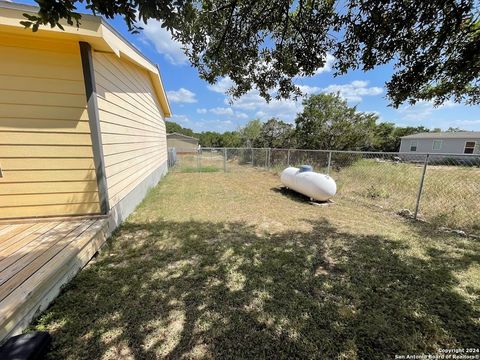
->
[181,165,221,173]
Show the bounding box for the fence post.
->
[251,148,254,166]
[196,149,200,171]
[223,148,227,173]
[199,149,203,171]
[268,148,271,168]
[414,153,429,220]
[287,149,290,167]
[327,151,332,174]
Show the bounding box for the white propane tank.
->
[280,166,336,201]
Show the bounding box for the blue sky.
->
[18,1,480,133]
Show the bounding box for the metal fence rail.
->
[169,147,480,231]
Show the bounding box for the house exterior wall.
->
[167,136,198,152]
[0,33,101,219]
[92,51,168,215]
[0,3,171,343]
[399,138,480,154]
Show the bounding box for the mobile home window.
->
[464,141,476,154]
[432,140,442,151]
[410,140,418,152]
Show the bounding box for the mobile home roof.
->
[401,131,480,140]
[167,133,199,141]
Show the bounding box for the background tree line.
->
[167,93,464,152]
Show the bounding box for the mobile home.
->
[399,132,480,155]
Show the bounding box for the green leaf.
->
[20,20,32,29]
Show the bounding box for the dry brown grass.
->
[33,168,480,359]
[175,152,480,231]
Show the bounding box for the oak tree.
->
[295,93,377,150]
[23,0,480,106]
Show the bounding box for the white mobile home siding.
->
[399,138,479,154]
[93,52,168,212]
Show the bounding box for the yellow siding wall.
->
[93,52,167,207]
[0,34,101,219]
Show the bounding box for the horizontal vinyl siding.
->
[93,52,167,208]
[0,34,101,219]
[0,204,100,219]
[400,138,480,154]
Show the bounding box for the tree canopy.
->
[167,93,439,152]
[295,93,377,151]
[165,121,195,137]
[23,0,480,107]
[256,118,296,149]
[238,119,262,147]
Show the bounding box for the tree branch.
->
[212,0,238,58]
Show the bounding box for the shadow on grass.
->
[271,186,312,203]
[271,187,334,207]
[34,218,480,359]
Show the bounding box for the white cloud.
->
[235,112,249,119]
[167,88,197,103]
[208,75,322,98]
[387,100,480,131]
[451,119,480,127]
[229,90,302,122]
[209,107,235,116]
[205,77,320,121]
[398,100,459,121]
[171,113,236,132]
[314,53,335,75]
[207,54,333,96]
[228,80,382,121]
[206,77,383,122]
[298,84,322,95]
[295,54,335,78]
[169,114,193,127]
[197,106,250,119]
[321,80,383,103]
[434,119,480,131]
[196,119,234,132]
[141,21,187,65]
[422,119,480,131]
[207,77,235,94]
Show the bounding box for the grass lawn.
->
[331,159,480,230]
[33,168,480,359]
[175,152,480,231]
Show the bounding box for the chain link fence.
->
[168,147,480,231]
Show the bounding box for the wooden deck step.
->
[0,221,82,278]
[0,222,60,258]
[0,221,91,301]
[0,218,108,342]
[0,224,35,244]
